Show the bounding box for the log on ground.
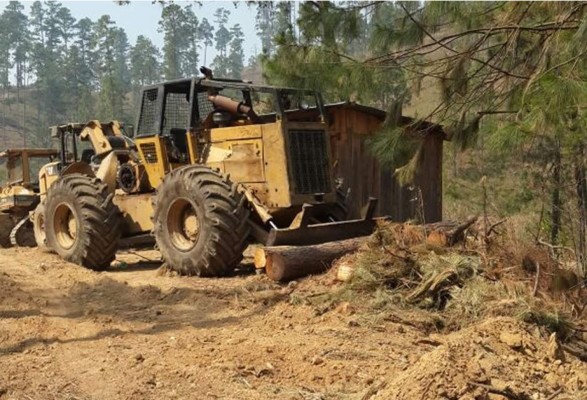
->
[254,236,369,282]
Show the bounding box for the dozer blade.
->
[10,215,36,247]
[266,198,381,246]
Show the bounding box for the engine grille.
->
[287,129,331,194]
[140,143,158,164]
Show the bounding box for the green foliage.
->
[93,15,130,120]
[227,24,245,78]
[2,1,29,88]
[212,7,231,76]
[159,4,189,80]
[198,18,214,66]
[369,125,420,185]
[130,36,161,87]
[183,4,200,77]
[263,2,417,183]
[211,7,244,78]
[255,2,275,55]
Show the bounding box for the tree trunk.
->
[254,237,368,282]
[575,145,587,277]
[551,143,562,248]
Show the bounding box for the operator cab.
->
[134,67,326,165]
[50,121,134,172]
[0,149,59,192]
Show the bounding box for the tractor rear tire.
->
[33,202,51,252]
[153,165,250,277]
[0,213,14,248]
[45,174,121,270]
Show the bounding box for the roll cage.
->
[134,77,327,138]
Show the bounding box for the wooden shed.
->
[325,102,446,223]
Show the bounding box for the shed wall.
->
[328,107,443,223]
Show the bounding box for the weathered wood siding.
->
[327,106,443,223]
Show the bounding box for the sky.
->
[0,0,261,64]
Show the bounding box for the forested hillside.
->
[0,0,287,147]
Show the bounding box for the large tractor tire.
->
[44,174,121,270]
[33,202,51,252]
[0,213,14,248]
[153,165,250,277]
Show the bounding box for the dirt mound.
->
[374,317,587,400]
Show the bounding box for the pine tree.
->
[63,44,90,121]
[113,27,131,119]
[0,12,13,89]
[130,35,161,88]
[130,34,161,112]
[228,24,245,79]
[29,1,45,48]
[74,17,95,86]
[28,0,68,139]
[255,2,274,55]
[212,7,232,77]
[264,1,401,107]
[56,5,75,53]
[159,4,188,79]
[93,15,125,120]
[198,17,213,67]
[183,4,200,77]
[275,2,294,40]
[43,1,64,55]
[3,1,29,89]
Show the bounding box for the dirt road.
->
[0,247,426,399]
[0,247,586,399]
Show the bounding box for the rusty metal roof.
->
[324,101,387,119]
[0,148,59,158]
[324,101,446,140]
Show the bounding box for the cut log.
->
[254,236,368,282]
[336,260,355,282]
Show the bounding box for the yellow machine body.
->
[134,119,336,212]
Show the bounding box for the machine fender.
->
[96,152,119,194]
[61,161,95,177]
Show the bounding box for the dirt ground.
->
[0,247,586,400]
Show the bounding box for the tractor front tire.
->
[45,174,121,270]
[0,213,14,248]
[153,165,250,277]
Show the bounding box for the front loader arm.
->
[79,120,115,157]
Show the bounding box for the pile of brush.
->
[327,217,585,338]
